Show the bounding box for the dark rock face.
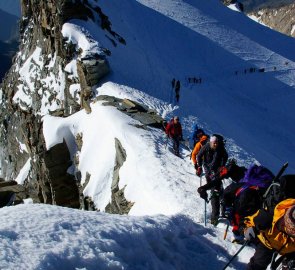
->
[44,140,80,208]
[0,180,29,207]
[0,0,112,208]
[0,0,164,214]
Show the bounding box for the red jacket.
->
[165,120,183,139]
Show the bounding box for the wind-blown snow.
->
[0,204,254,270]
[62,23,104,58]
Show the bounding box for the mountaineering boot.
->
[211,219,218,226]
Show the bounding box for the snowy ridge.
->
[74,0,295,171]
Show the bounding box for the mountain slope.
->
[75,0,295,172]
[1,0,294,269]
[240,0,294,11]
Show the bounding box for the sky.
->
[1,0,295,269]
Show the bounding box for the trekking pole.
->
[222,240,249,270]
[165,136,169,149]
[223,221,230,240]
[200,174,207,227]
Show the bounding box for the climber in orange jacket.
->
[191,129,208,173]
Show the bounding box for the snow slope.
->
[0,204,254,270]
[76,0,295,172]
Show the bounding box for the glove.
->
[244,227,256,241]
[196,166,202,176]
[197,187,208,202]
[194,163,198,170]
[219,166,228,178]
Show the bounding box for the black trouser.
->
[210,185,222,222]
[204,168,222,222]
[172,136,180,155]
[246,242,274,270]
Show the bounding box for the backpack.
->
[163,118,173,133]
[240,164,274,189]
[212,133,226,148]
[224,165,274,216]
[264,174,295,212]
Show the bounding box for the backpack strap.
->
[235,185,258,197]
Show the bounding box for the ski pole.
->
[165,136,169,149]
[204,194,207,227]
[222,240,249,270]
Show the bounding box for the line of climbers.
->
[164,116,295,269]
[172,61,291,94]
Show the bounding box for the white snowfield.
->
[2,0,295,269]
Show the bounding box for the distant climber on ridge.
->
[165,116,183,156]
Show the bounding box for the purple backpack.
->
[240,164,274,189]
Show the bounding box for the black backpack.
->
[263,172,295,212]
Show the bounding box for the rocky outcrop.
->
[44,140,80,208]
[0,180,29,207]
[105,138,134,214]
[222,0,295,37]
[0,0,164,214]
[0,0,116,208]
[95,95,165,130]
[77,56,110,114]
[249,3,295,38]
